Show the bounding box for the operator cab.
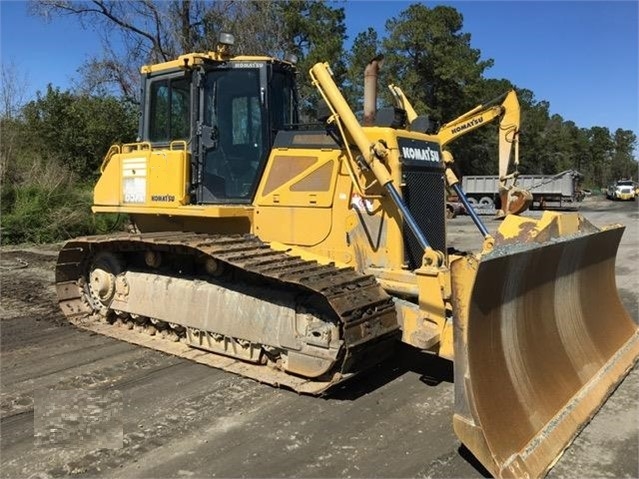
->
[139,45,298,204]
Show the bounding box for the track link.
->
[55,232,399,394]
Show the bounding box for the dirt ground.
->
[1,195,637,479]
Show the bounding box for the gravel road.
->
[1,195,637,479]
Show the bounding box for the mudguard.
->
[451,212,639,478]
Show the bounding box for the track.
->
[55,233,399,394]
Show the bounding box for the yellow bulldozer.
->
[55,34,638,478]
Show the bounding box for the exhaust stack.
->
[363,55,383,126]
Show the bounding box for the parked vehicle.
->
[606,180,636,201]
[459,169,585,213]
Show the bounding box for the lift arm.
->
[388,84,419,125]
[309,62,443,267]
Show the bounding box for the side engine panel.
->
[94,145,190,208]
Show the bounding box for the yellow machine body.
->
[57,49,639,479]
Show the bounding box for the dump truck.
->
[55,34,638,478]
[460,169,585,214]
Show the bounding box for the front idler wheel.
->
[85,251,124,317]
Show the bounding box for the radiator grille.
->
[401,166,447,270]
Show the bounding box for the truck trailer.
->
[459,169,584,214]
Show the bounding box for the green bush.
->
[22,86,137,178]
[1,88,135,245]
[1,159,125,245]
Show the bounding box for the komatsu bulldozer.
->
[55,34,638,478]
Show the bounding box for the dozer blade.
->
[451,214,639,478]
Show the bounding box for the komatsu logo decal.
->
[450,117,483,134]
[397,138,442,166]
[151,194,175,202]
[401,146,440,162]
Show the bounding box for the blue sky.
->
[1,0,638,139]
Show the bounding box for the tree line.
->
[2,1,636,244]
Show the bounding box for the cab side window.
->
[149,77,190,142]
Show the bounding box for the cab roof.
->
[140,52,294,74]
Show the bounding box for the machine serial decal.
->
[122,157,147,204]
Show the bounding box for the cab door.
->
[197,66,267,204]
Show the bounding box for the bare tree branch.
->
[30,0,347,107]
[1,61,30,119]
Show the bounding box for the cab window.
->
[270,70,296,131]
[149,77,190,142]
[201,68,266,201]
